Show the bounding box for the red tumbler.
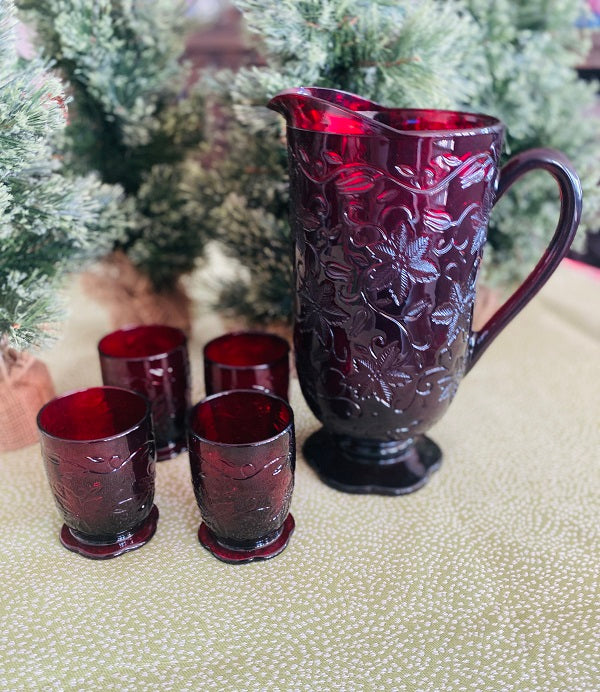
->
[98,324,191,460]
[188,389,295,564]
[37,386,158,559]
[203,331,290,401]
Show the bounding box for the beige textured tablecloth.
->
[0,260,598,691]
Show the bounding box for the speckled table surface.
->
[0,260,598,691]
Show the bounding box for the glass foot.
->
[303,429,442,495]
[59,505,159,559]
[198,513,295,564]
[157,440,186,461]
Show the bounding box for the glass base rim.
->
[59,504,159,559]
[303,429,442,495]
[198,513,295,564]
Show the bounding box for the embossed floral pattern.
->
[44,439,155,538]
[348,342,411,406]
[298,280,350,345]
[458,155,495,189]
[368,227,439,307]
[288,119,501,442]
[431,283,474,345]
[470,208,488,256]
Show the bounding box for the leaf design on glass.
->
[437,374,460,402]
[300,210,322,232]
[335,170,376,194]
[59,471,104,504]
[376,188,399,204]
[434,154,463,169]
[350,342,410,406]
[394,165,415,178]
[459,156,494,189]
[424,203,481,238]
[369,228,438,306]
[298,147,310,164]
[470,208,487,255]
[348,248,371,269]
[431,283,472,345]
[423,209,453,233]
[81,441,154,475]
[404,299,429,322]
[349,307,374,337]
[301,194,329,233]
[323,150,343,165]
[313,159,325,177]
[83,454,126,472]
[324,261,352,282]
[299,280,349,344]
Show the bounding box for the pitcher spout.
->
[267,87,389,135]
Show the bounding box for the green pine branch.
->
[0,0,130,352]
[19,0,214,292]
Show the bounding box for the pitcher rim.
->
[269,87,504,138]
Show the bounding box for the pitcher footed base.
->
[303,430,441,495]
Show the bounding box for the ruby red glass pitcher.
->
[269,87,582,495]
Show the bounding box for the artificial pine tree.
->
[19,0,212,330]
[464,0,599,290]
[201,0,599,325]
[0,0,128,449]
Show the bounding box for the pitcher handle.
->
[467,148,582,372]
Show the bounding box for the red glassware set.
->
[38,326,295,563]
[38,87,581,562]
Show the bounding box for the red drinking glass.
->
[203,331,290,400]
[37,386,158,559]
[188,389,295,564]
[98,324,191,460]
[269,87,582,495]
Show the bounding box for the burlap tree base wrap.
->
[80,252,192,335]
[0,349,56,452]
